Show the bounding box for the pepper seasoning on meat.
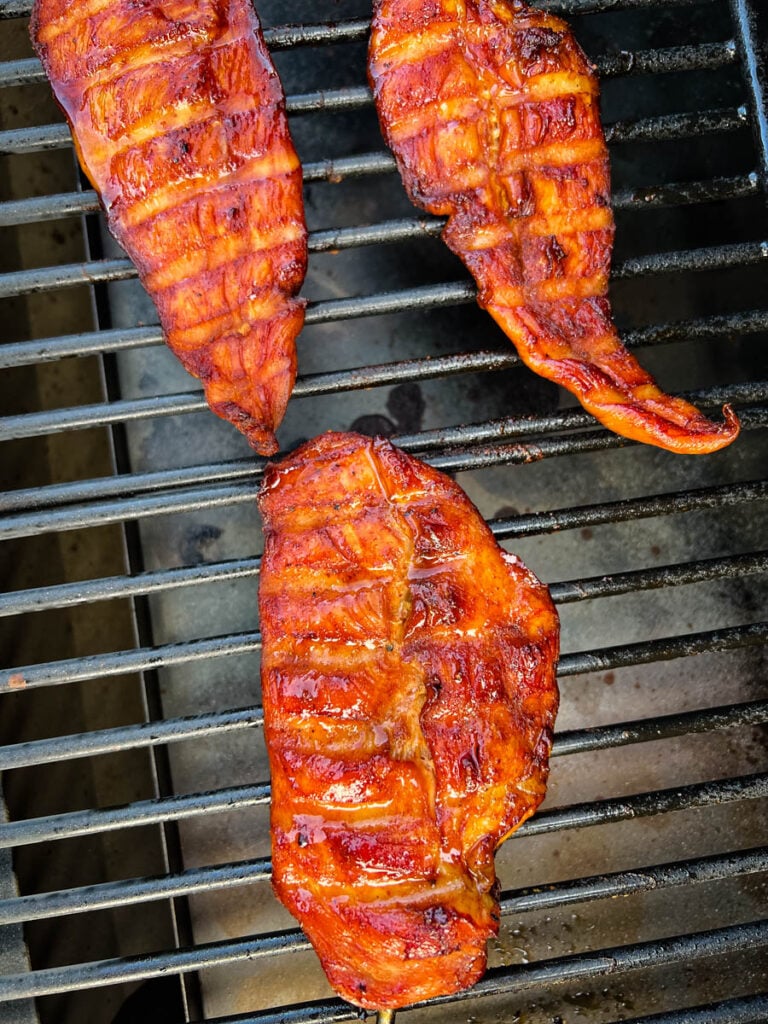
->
[31,0,307,455]
[369,0,739,454]
[258,432,559,1009]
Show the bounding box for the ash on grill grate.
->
[1,0,767,1022]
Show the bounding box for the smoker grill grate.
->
[1,0,767,1021]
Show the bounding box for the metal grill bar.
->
[552,699,768,756]
[2,474,765,546]
[0,56,42,87]
[505,849,768,914]
[595,40,736,77]
[1,616,765,694]
[557,622,768,676]
[0,32,742,157]
[523,773,768,838]
[604,105,748,143]
[210,989,768,1024]
[4,403,768,535]
[3,229,766,302]
[0,121,69,154]
[0,909,765,1003]
[5,840,767,939]
[0,856,273,927]
[1,543,763,620]
[0,107,750,229]
[0,929,307,1001]
[2,343,760,437]
[0,706,264,769]
[493,479,768,540]
[550,551,768,605]
[603,994,768,1024]
[0,167,757,232]
[0,834,762,943]
[0,689,765,776]
[0,323,160,367]
[2,303,764,372]
[2,384,764,506]
[729,0,768,194]
[0,783,272,849]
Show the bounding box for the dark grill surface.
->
[0,0,767,1022]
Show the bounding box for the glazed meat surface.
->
[31,0,307,455]
[258,432,559,1009]
[369,0,739,454]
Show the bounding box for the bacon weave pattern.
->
[258,432,559,1009]
[369,0,739,454]
[31,0,307,455]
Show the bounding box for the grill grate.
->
[1,0,767,1022]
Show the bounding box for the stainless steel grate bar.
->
[1,543,763,620]
[273,921,768,1022]
[2,302,764,372]
[0,835,763,944]
[729,0,768,194]
[0,107,750,229]
[550,551,768,604]
[0,55,42,87]
[0,891,765,1002]
[2,349,761,439]
[553,698,768,757]
[1,617,765,692]
[0,687,765,776]
[604,105,748,143]
[3,417,768,540]
[0,855,274,926]
[3,236,766,304]
[0,35,745,157]
[0,167,758,230]
[3,475,766,552]
[2,383,764,515]
[0,705,267,769]
[600,994,768,1024]
[493,479,768,540]
[0,35,741,157]
[0,783,272,850]
[209,994,768,1024]
[0,323,161,367]
[557,621,768,677]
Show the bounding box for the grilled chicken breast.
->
[31,0,307,455]
[258,432,559,1009]
[369,0,739,454]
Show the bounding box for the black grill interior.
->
[1,0,767,1022]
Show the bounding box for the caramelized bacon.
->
[31,0,307,455]
[369,0,739,454]
[258,432,559,1009]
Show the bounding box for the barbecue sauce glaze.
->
[369,0,739,454]
[258,432,559,1009]
[31,0,307,455]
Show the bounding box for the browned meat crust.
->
[258,431,559,1008]
[369,0,739,454]
[31,0,307,455]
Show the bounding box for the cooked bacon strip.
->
[368,0,739,454]
[258,432,559,1009]
[31,0,307,455]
